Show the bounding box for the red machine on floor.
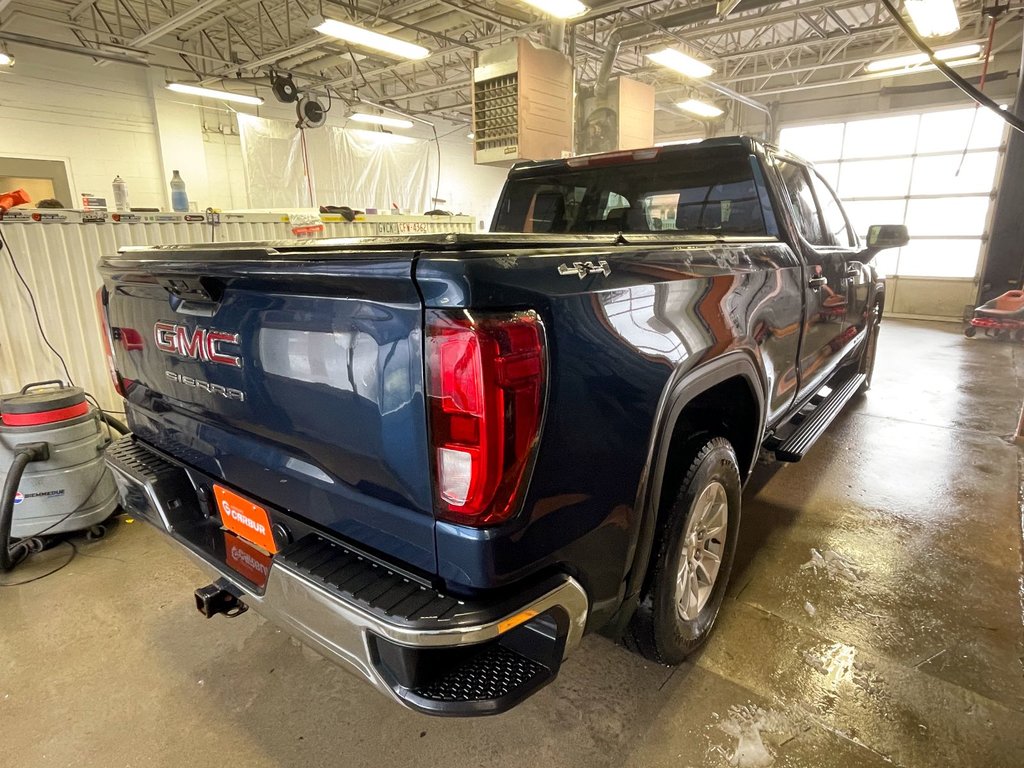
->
[965,290,1024,340]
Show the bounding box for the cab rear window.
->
[493,149,767,236]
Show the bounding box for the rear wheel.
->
[625,437,741,665]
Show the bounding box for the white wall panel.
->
[0,219,121,413]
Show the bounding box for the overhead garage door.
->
[779,106,1007,280]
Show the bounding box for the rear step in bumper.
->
[105,436,588,716]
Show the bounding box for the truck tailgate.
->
[99,245,436,573]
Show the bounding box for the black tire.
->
[964,326,977,338]
[625,437,741,665]
[857,304,881,393]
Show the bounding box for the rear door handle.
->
[808,276,828,288]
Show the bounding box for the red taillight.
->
[95,287,126,398]
[426,310,546,527]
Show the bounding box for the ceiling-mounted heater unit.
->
[578,77,655,155]
[472,38,573,166]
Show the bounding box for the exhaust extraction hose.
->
[879,0,1024,135]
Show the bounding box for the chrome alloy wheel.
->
[675,480,729,621]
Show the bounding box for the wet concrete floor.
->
[3,319,1022,767]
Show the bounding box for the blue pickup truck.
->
[101,137,907,716]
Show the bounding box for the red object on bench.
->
[0,188,30,212]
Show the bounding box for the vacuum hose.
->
[1,443,48,572]
[101,413,129,436]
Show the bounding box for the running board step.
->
[773,374,865,462]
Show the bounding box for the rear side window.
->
[493,149,767,236]
[776,160,826,245]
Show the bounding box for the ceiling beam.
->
[131,0,229,47]
[69,0,100,19]
[824,7,851,34]
[179,0,263,39]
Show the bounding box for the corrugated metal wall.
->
[0,212,475,414]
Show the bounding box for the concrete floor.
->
[3,319,1022,768]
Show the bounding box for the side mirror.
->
[866,224,909,250]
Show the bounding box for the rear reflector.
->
[426,310,547,526]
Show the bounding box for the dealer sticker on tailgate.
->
[213,484,277,554]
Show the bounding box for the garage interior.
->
[1,0,1023,766]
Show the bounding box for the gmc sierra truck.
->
[100,136,908,716]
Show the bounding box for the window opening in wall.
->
[0,157,73,208]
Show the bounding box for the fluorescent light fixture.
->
[0,52,13,67]
[864,44,981,73]
[647,47,714,78]
[350,112,413,129]
[518,0,589,19]
[312,16,429,60]
[166,82,263,105]
[904,0,960,38]
[348,128,418,145]
[677,98,724,118]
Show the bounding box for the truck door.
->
[774,158,853,396]
[807,170,870,339]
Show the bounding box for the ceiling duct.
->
[592,0,779,96]
[0,30,148,66]
[548,20,566,51]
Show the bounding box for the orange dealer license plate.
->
[213,484,278,554]
[223,532,273,588]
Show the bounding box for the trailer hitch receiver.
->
[195,582,248,618]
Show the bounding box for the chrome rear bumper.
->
[105,436,588,715]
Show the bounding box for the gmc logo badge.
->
[154,322,242,367]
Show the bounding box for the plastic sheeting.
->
[238,115,436,213]
[237,114,312,208]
